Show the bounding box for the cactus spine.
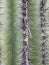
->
[22,0,29,65]
[40,0,47,65]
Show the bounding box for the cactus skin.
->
[0,0,23,65]
[22,0,29,65]
[0,0,13,65]
[28,0,42,65]
[0,0,49,65]
[12,0,23,65]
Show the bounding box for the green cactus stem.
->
[0,0,23,65]
[28,0,42,65]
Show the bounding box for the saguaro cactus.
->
[40,0,47,65]
[0,0,23,65]
[40,0,49,65]
[22,0,29,65]
[28,0,42,65]
[0,0,49,65]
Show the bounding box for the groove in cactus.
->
[22,0,29,65]
[40,0,47,65]
[45,0,49,65]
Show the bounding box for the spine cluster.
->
[22,0,29,65]
[40,0,47,65]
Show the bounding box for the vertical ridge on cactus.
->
[28,0,42,65]
[0,0,12,65]
[0,0,49,65]
[12,0,23,65]
[0,0,23,65]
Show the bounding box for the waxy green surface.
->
[28,0,42,65]
[0,0,23,65]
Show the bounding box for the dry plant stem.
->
[22,0,29,65]
[40,0,47,65]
